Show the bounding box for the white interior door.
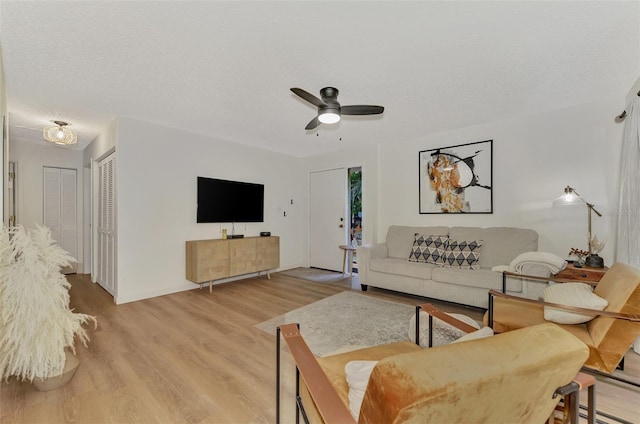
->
[309,168,347,271]
[97,153,116,296]
[43,167,77,273]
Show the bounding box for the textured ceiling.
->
[1,1,638,157]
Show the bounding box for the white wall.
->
[84,119,117,282]
[83,119,116,167]
[377,97,624,264]
[114,117,306,304]
[8,141,85,267]
[0,46,7,225]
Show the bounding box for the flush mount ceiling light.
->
[43,121,77,145]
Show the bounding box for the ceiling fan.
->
[290,87,384,130]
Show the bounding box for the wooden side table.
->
[554,263,608,284]
[339,245,357,276]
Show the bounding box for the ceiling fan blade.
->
[305,116,320,130]
[340,105,384,115]
[291,88,326,107]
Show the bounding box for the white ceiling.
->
[1,1,638,157]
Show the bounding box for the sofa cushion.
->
[408,234,448,265]
[449,227,538,269]
[386,225,449,259]
[370,258,436,280]
[431,267,523,292]
[441,239,483,270]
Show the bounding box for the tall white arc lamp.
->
[553,186,604,268]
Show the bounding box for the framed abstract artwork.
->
[419,139,493,214]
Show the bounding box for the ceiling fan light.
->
[43,121,77,145]
[318,110,340,124]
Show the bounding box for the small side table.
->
[554,263,608,284]
[339,245,357,276]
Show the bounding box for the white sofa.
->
[357,225,550,309]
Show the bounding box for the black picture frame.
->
[419,139,493,214]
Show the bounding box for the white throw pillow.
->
[345,360,378,420]
[543,283,608,324]
[450,326,494,344]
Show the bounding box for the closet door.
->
[43,167,77,273]
[97,153,116,296]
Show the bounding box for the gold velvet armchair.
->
[277,304,593,424]
[486,262,640,377]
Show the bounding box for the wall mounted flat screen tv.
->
[197,177,264,223]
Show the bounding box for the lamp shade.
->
[552,186,582,207]
[43,121,77,145]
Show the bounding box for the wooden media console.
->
[186,236,280,292]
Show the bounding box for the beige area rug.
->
[278,267,349,283]
[255,291,414,356]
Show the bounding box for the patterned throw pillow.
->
[441,239,483,270]
[408,234,448,265]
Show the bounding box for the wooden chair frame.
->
[275,303,594,424]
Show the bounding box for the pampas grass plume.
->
[0,224,97,381]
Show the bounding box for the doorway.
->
[309,168,347,272]
[43,166,78,274]
[349,167,362,248]
[8,161,16,226]
[96,152,116,296]
[348,167,362,274]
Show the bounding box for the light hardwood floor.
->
[1,272,638,423]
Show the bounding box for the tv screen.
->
[197,177,264,223]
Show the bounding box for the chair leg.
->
[296,368,301,424]
[554,380,580,424]
[415,306,420,346]
[566,392,579,424]
[586,383,596,424]
[276,326,281,424]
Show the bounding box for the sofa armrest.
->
[502,266,562,300]
[357,243,387,261]
[356,243,388,286]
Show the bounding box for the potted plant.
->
[0,224,96,390]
